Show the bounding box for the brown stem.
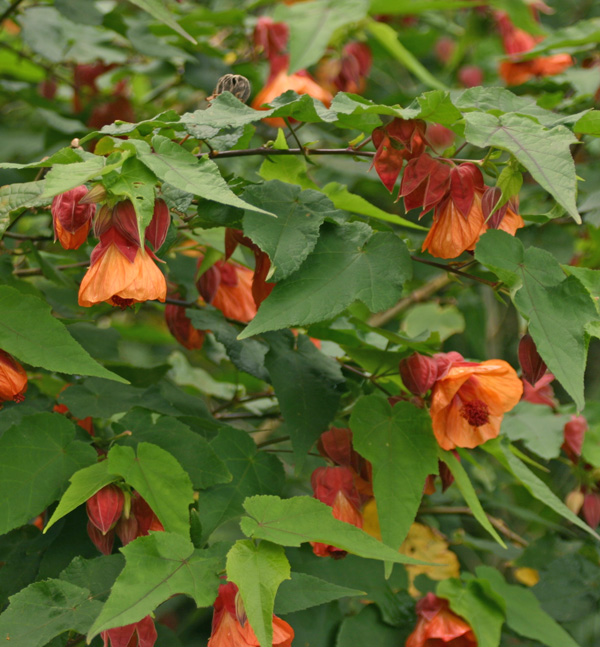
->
[202,147,375,160]
[368,273,452,327]
[420,506,529,547]
[0,0,25,23]
[411,255,499,287]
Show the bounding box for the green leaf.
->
[240,495,428,565]
[107,443,194,537]
[0,579,102,647]
[274,0,370,74]
[242,181,337,281]
[127,0,197,44]
[265,332,345,463]
[239,222,412,338]
[87,534,225,640]
[59,554,125,601]
[476,566,580,647]
[366,20,446,91]
[350,397,438,550]
[0,181,47,239]
[274,572,365,615]
[464,112,580,223]
[475,231,599,409]
[0,413,96,535]
[482,439,600,540]
[437,577,505,647]
[197,427,285,541]
[0,286,127,382]
[135,136,273,216]
[369,0,485,12]
[502,402,570,461]
[574,110,600,136]
[44,461,115,533]
[336,604,403,647]
[402,303,465,342]
[322,182,427,230]
[227,540,291,647]
[116,409,232,490]
[438,448,506,548]
[187,308,269,380]
[526,17,600,57]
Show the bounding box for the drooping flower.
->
[316,42,372,95]
[430,357,523,450]
[131,492,164,536]
[310,466,363,558]
[208,582,294,647]
[0,350,27,405]
[101,615,157,647]
[86,484,125,535]
[481,187,525,236]
[51,185,96,250]
[87,520,115,555]
[406,593,477,647]
[562,415,588,462]
[458,65,484,87]
[521,373,557,409]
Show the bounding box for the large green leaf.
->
[274,0,370,74]
[437,577,505,647]
[242,181,338,281]
[336,604,404,647]
[87,534,225,639]
[526,17,600,56]
[464,112,580,222]
[350,397,437,550]
[0,579,102,647]
[0,286,127,382]
[107,443,194,537]
[227,540,291,647]
[483,439,600,540]
[476,231,599,409]
[0,413,96,535]
[44,461,115,533]
[197,427,285,542]
[240,495,426,565]
[59,554,125,601]
[127,0,197,44]
[0,181,47,239]
[135,136,273,216]
[476,566,580,647]
[265,331,345,463]
[239,222,411,338]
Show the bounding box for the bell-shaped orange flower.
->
[251,69,333,128]
[197,259,257,323]
[481,187,525,237]
[78,228,167,308]
[51,185,96,250]
[406,593,477,647]
[208,582,294,647]
[0,350,27,405]
[430,357,523,450]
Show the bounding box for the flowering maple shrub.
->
[1,1,600,647]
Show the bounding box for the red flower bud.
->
[562,415,587,462]
[0,350,27,405]
[565,489,584,515]
[165,303,205,350]
[132,492,164,535]
[434,37,456,64]
[93,204,114,238]
[518,333,547,386]
[87,520,115,555]
[101,615,157,647]
[433,352,464,379]
[399,353,438,396]
[582,492,600,530]
[115,514,139,546]
[51,186,96,250]
[458,65,484,87]
[145,199,170,252]
[197,263,222,304]
[113,200,141,247]
[86,484,125,534]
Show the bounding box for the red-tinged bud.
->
[399,353,438,396]
[565,489,584,515]
[522,374,557,408]
[86,485,125,534]
[115,514,139,546]
[165,303,205,350]
[562,415,588,462]
[482,186,510,229]
[426,123,455,153]
[252,250,275,307]
[101,615,157,647]
[79,184,107,205]
[583,492,600,529]
[434,37,456,64]
[87,520,115,555]
[113,200,141,247]
[145,199,170,252]
[39,78,57,100]
[518,333,547,386]
[132,492,163,535]
[458,65,484,87]
[449,164,484,219]
[433,351,464,380]
[312,466,361,509]
[311,487,363,559]
[254,17,289,61]
[93,204,114,238]
[51,186,96,250]
[439,458,455,492]
[0,350,28,405]
[197,263,222,304]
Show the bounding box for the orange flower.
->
[78,229,166,308]
[481,188,525,237]
[251,69,332,128]
[51,185,96,250]
[430,358,523,450]
[406,593,477,647]
[197,259,257,323]
[0,350,27,405]
[208,582,294,647]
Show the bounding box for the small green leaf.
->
[350,397,438,550]
[227,540,291,647]
[107,443,194,537]
[127,0,197,44]
[0,181,47,240]
[241,495,428,565]
[0,413,97,535]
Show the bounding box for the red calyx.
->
[145,199,170,252]
[86,484,125,534]
[399,353,438,396]
[113,200,141,247]
[399,154,451,215]
[482,186,510,229]
[51,186,96,235]
[449,163,484,219]
[562,415,588,461]
[518,333,547,386]
[254,17,289,63]
[582,492,600,530]
[87,520,115,555]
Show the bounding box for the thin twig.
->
[211,391,276,414]
[283,117,310,164]
[3,231,52,241]
[201,147,375,160]
[411,255,499,287]
[368,273,452,327]
[338,361,392,396]
[0,0,25,24]
[353,134,373,151]
[256,435,290,449]
[214,412,282,420]
[420,506,529,547]
[12,261,88,276]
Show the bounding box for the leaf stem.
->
[338,361,392,396]
[410,255,499,287]
[12,261,89,276]
[0,0,25,23]
[201,147,375,160]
